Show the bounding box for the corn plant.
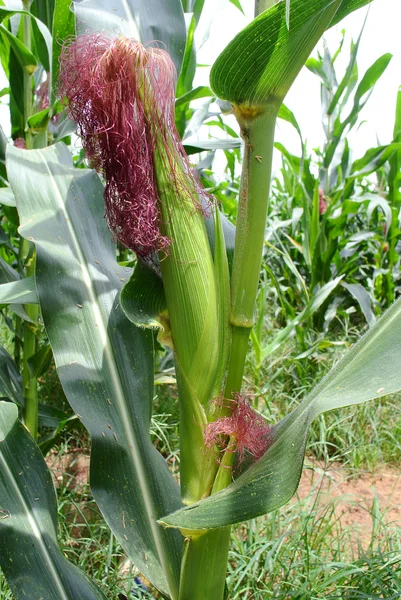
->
[4,0,401,599]
[266,32,399,338]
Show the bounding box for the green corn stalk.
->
[20,1,39,439]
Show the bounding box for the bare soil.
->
[297,460,401,550]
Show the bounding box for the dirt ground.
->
[297,460,401,549]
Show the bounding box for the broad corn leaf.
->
[73,0,186,76]
[7,143,182,599]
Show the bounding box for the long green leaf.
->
[31,0,55,32]
[73,0,186,76]
[7,143,183,599]
[160,292,401,530]
[0,347,22,406]
[0,401,107,599]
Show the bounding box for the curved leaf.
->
[0,401,107,599]
[121,261,167,330]
[210,0,373,108]
[0,24,37,75]
[0,347,22,405]
[7,143,183,599]
[73,0,186,76]
[159,293,401,531]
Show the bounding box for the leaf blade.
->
[7,143,183,598]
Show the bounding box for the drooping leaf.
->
[0,401,107,599]
[183,139,242,154]
[0,23,37,75]
[7,143,183,598]
[278,103,303,146]
[121,261,167,330]
[0,188,16,207]
[27,343,53,379]
[229,0,245,14]
[260,277,343,362]
[341,281,376,327]
[175,86,214,107]
[159,284,401,531]
[350,143,401,177]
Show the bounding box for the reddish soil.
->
[296,461,401,550]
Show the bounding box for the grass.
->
[2,309,401,599]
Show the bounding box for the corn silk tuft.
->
[204,394,271,462]
[58,34,208,256]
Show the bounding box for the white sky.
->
[194,0,401,172]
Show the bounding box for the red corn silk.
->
[13,138,26,149]
[58,34,207,257]
[204,394,271,462]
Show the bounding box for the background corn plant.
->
[1,0,401,599]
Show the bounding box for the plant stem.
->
[20,238,39,439]
[178,108,277,600]
[20,0,39,438]
[180,441,234,599]
[178,529,231,600]
[22,1,33,149]
[225,106,278,398]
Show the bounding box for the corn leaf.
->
[0,24,37,75]
[210,0,373,108]
[0,401,107,599]
[7,143,183,598]
[0,347,23,406]
[160,292,401,531]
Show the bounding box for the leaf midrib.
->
[35,150,172,594]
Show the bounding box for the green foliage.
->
[264,34,397,344]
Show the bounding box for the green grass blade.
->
[159,291,401,531]
[0,401,107,599]
[7,143,183,599]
